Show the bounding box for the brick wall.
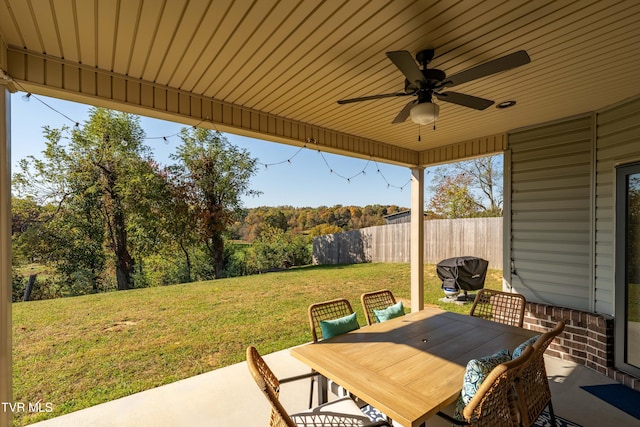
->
[524,302,640,392]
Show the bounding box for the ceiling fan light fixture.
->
[410,102,439,125]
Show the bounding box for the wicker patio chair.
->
[360,290,400,325]
[306,298,366,409]
[436,345,534,427]
[514,320,566,427]
[246,346,390,427]
[308,298,357,342]
[469,289,527,327]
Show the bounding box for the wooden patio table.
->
[290,307,538,427]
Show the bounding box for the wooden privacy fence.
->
[313,217,503,269]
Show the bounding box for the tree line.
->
[229,204,403,242]
[10,107,406,300]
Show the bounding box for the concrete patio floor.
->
[28,347,638,427]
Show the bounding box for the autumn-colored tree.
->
[170,128,260,278]
[427,173,481,218]
[264,208,288,231]
[309,223,343,237]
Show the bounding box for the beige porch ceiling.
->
[1,0,639,167]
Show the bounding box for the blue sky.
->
[9,92,429,209]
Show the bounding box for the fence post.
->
[23,274,37,302]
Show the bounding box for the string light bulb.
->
[22,93,32,102]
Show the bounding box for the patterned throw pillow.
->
[512,335,540,359]
[454,348,512,420]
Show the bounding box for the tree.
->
[427,173,480,218]
[264,208,288,231]
[129,162,199,284]
[170,128,260,278]
[13,107,151,291]
[309,223,342,237]
[427,155,503,218]
[11,196,48,263]
[459,155,503,214]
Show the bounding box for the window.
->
[615,162,640,378]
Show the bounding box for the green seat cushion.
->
[373,301,405,322]
[454,348,512,420]
[320,312,360,339]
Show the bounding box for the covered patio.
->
[1,1,640,426]
[25,348,640,427]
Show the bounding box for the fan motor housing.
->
[404,68,446,92]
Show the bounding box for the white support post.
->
[0,86,12,427]
[410,167,424,312]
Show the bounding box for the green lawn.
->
[12,263,502,426]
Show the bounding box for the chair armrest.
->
[278,371,317,384]
[436,411,469,426]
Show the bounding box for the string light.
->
[10,80,411,193]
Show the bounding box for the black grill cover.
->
[436,256,489,291]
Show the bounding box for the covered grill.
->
[436,256,489,300]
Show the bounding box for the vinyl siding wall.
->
[507,114,594,311]
[594,97,640,315]
[506,96,640,315]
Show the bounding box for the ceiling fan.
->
[337,49,530,125]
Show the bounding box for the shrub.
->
[12,269,24,302]
[243,226,312,273]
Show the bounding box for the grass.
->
[12,263,502,426]
[15,264,55,280]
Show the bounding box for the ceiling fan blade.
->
[386,51,425,86]
[337,92,411,104]
[435,91,494,110]
[445,50,530,87]
[392,99,417,124]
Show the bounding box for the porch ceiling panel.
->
[0,0,639,166]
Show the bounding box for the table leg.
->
[318,375,328,404]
